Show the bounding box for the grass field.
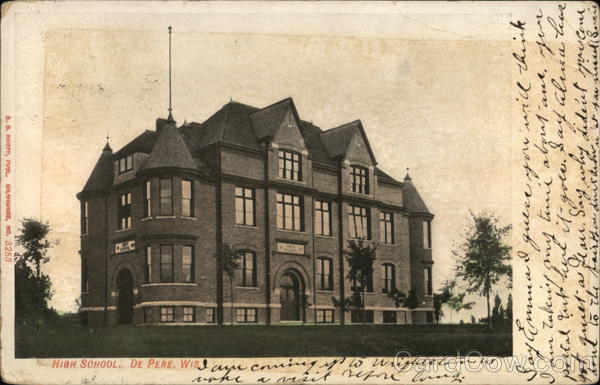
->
[16,322,512,358]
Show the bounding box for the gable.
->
[273,109,307,152]
[345,129,374,166]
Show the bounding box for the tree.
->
[491,293,502,326]
[506,293,513,325]
[15,218,54,278]
[218,244,240,326]
[14,218,56,327]
[446,291,474,323]
[454,211,511,329]
[387,288,408,323]
[332,238,377,323]
[433,280,454,324]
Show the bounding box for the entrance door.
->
[117,269,134,324]
[279,273,301,321]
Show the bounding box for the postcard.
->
[1,1,598,384]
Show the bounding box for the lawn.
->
[16,323,512,358]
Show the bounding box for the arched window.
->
[317,257,333,290]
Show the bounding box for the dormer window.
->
[278,150,301,181]
[118,155,133,174]
[351,165,369,194]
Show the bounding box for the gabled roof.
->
[320,120,377,164]
[114,130,157,156]
[81,144,114,193]
[142,121,198,171]
[250,97,301,140]
[403,173,431,214]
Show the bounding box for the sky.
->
[13,7,513,321]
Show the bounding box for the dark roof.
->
[374,167,396,181]
[81,146,114,193]
[142,121,199,171]
[403,173,431,214]
[84,97,414,197]
[250,97,296,140]
[298,121,333,165]
[320,120,377,164]
[191,101,261,149]
[114,130,157,156]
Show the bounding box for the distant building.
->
[77,97,434,325]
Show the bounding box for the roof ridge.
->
[322,119,361,134]
[250,97,292,116]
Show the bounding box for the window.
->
[351,273,373,293]
[160,245,174,282]
[314,200,331,236]
[236,308,257,323]
[118,192,132,230]
[118,154,133,174]
[82,201,89,234]
[238,251,257,287]
[182,179,194,217]
[383,311,397,324]
[351,310,374,323]
[348,205,370,239]
[382,263,396,293]
[143,307,151,323]
[278,150,301,181]
[276,192,303,231]
[143,180,152,218]
[425,266,432,295]
[316,309,334,323]
[351,166,369,194]
[182,245,194,282]
[317,257,333,290]
[81,255,89,292]
[159,178,173,216]
[380,212,394,244]
[206,308,215,323]
[160,306,174,322]
[145,246,152,283]
[423,220,432,249]
[235,187,255,226]
[183,307,195,322]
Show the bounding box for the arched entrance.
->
[116,269,134,324]
[279,270,304,321]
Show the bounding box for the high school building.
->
[77,97,434,325]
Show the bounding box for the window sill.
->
[81,291,91,295]
[316,289,335,293]
[315,234,334,239]
[155,215,176,219]
[275,177,305,185]
[141,283,198,287]
[116,228,133,233]
[236,286,260,290]
[379,242,396,246]
[181,216,197,221]
[140,217,152,222]
[275,228,305,234]
[235,224,259,229]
